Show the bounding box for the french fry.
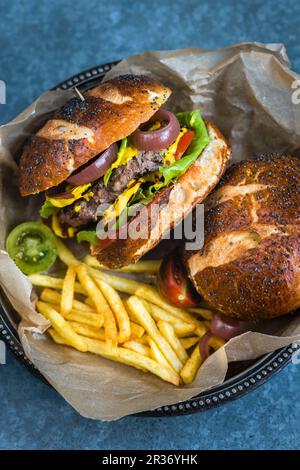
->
[173,322,197,337]
[84,297,95,308]
[123,259,161,274]
[89,268,205,328]
[130,322,145,339]
[147,303,187,325]
[123,341,151,357]
[84,336,180,385]
[66,310,103,328]
[56,239,79,266]
[148,337,174,370]
[125,296,183,373]
[209,336,226,350]
[195,324,209,337]
[43,303,61,312]
[180,337,199,349]
[76,264,118,343]
[157,321,188,363]
[84,255,106,269]
[88,268,145,295]
[93,278,131,343]
[40,288,61,305]
[135,335,149,345]
[40,288,93,313]
[29,274,85,294]
[134,286,204,327]
[48,328,67,345]
[187,308,213,320]
[36,301,87,352]
[61,266,76,317]
[68,321,106,340]
[180,344,203,384]
[85,254,161,274]
[37,229,222,386]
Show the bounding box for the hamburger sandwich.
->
[19,74,231,268]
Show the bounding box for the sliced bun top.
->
[19,75,171,196]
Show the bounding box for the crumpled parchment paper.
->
[0,42,299,420]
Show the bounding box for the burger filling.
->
[40,110,210,244]
[59,149,165,228]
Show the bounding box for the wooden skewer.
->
[74,86,85,101]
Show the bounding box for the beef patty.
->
[59,149,165,227]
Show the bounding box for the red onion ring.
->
[199,331,212,360]
[48,190,73,199]
[211,313,240,340]
[66,143,118,185]
[131,110,180,151]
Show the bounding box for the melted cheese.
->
[51,215,77,238]
[163,127,188,165]
[119,145,140,164]
[102,180,142,224]
[148,121,162,131]
[107,144,140,180]
[46,184,93,208]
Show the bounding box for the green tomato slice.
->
[6,222,58,274]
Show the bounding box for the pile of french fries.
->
[29,240,225,386]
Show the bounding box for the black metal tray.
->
[1,61,298,417]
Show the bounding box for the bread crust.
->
[183,155,300,320]
[91,121,231,268]
[19,75,171,196]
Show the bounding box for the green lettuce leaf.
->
[159,110,210,185]
[77,229,98,244]
[103,137,128,187]
[39,200,59,219]
[140,180,165,201]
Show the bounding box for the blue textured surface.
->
[0,0,300,450]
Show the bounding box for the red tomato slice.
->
[174,130,195,160]
[158,249,201,308]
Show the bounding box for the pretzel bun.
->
[183,155,300,320]
[19,75,171,196]
[92,121,231,268]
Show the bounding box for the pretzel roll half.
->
[183,155,300,320]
